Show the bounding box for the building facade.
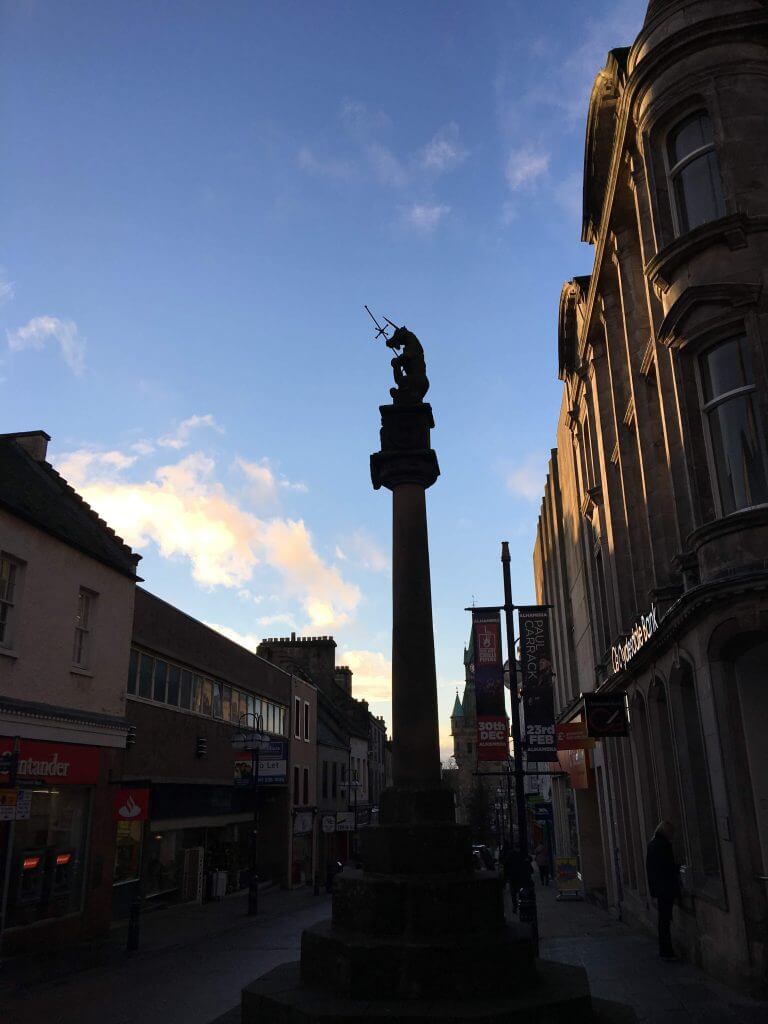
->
[114,587,295,913]
[533,0,768,992]
[289,673,317,888]
[0,430,140,953]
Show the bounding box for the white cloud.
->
[204,621,260,651]
[506,455,546,502]
[158,413,223,449]
[298,147,357,181]
[236,457,307,503]
[58,447,360,628]
[0,269,14,305]
[7,316,85,375]
[336,649,391,702]
[337,529,388,573]
[505,147,549,191]
[366,143,407,188]
[257,613,294,628]
[130,441,156,456]
[340,99,392,140]
[58,449,137,482]
[421,123,467,173]
[404,203,451,233]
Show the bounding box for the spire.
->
[451,690,463,718]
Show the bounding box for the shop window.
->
[180,670,192,710]
[127,648,138,695]
[666,110,725,235]
[145,831,180,897]
[73,588,95,667]
[138,653,154,699]
[167,664,181,706]
[0,554,20,647]
[114,820,143,885]
[6,788,89,929]
[293,765,300,806]
[303,701,310,742]
[303,767,309,805]
[153,659,168,702]
[699,335,768,515]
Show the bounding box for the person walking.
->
[501,841,533,913]
[646,820,681,960]
[534,843,551,886]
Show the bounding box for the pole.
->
[501,541,528,859]
[249,738,260,915]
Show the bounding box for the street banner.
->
[556,721,596,750]
[471,609,509,761]
[584,693,628,738]
[554,857,582,896]
[518,606,558,761]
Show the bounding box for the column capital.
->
[371,403,440,491]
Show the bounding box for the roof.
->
[0,433,141,578]
[451,692,464,718]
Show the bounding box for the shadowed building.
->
[533,0,768,992]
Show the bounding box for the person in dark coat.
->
[646,820,680,960]
[501,842,533,913]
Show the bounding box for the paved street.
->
[3,877,767,1024]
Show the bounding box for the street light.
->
[231,711,270,915]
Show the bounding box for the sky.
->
[0,0,648,758]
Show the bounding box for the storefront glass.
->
[5,787,90,929]
[113,820,143,885]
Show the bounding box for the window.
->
[167,664,181,706]
[73,589,93,666]
[191,675,203,713]
[0,556,18,647]
[302,767,309,805]
[294,696,301,738]
[153,660,168,702]
[212,681,223,718]
[180,670,192,710]
[332,762,338,799]
[138,653,153,699]
[114,820,143,885]
[700,335,768,515]
[322,760,328,799]
[667,111,724,235]
[221,684,231,721]
[303,701,310,742]
[293,765,300,806]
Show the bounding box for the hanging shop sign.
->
[112,787,150,822]
[557,747,589,789]
[518,606,558,762]
[471,609,509,762]
[0,737,100,786]
[556,721,596,750]
[321,815,337,834]
[335,812,355,832]
[610,605,659,674]
[584,693,628,738]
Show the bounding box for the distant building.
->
[533,0,768,991]
[0,430,140,953]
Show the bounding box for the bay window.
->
[667,110,725,235]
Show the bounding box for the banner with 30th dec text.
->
[472,609,509,761]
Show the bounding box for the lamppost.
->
[232,712,269,915]
[349,773,362,865]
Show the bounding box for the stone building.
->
[533,0,768,992]
[0,430,140,953]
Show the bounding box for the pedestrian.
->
[646,820,680,961]
[534,843,551,885]
[501,842,533,913]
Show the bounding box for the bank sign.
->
[610,606,660,674]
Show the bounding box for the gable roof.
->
[0,433,141,578]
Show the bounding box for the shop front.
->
[0,737,108,952]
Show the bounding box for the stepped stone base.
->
[242,959,603,1023]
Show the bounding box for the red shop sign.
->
[112,787,150,822]
[0,737,100,786]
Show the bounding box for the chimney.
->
[2,430,51,462]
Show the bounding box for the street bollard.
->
[248,875,259,916]
[127,897,142,953]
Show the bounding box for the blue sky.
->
[0,0,647,756]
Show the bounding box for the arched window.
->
[699,334,768,515]
[734,641,768,877]
[667,110,725,235]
